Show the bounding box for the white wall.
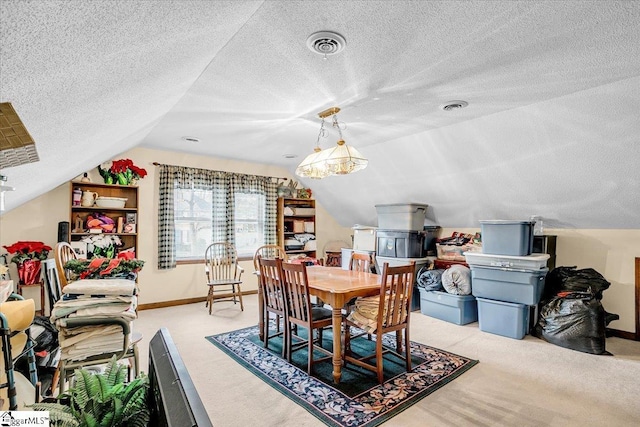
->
[0,147,352,310]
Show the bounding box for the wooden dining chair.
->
[348,252,375,273]
[54,241,78,289]
[345,252,376,318]
[343,261,416,383]
[204,242,244,313]
[252,245,288,272]
[280,261,333,375]
[257,257,288,357]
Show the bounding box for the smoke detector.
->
[306,31,346,57]
[440,100,469,111]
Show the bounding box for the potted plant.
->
[2,240,52,285]
[30,356,150,427]
[98,159,147,186]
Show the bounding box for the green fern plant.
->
[30,356,150,427]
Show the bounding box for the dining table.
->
[257,265,382,384]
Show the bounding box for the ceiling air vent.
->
[306,31,346,56]
[440,100,469,111]
[181,136,200,143]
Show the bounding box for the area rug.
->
[207,324,478,427]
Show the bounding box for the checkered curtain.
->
[157,165,277,269]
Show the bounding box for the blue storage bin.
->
[419,289,477,325]
[479,220,534,256]
[470,265,548,305]
[477,297,529,339]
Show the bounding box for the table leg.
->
[331,307,342,384]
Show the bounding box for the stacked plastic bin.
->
[374,203,433,311]
[465,220,549,339]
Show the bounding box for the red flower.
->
[98,158,147,184]
[2,240,52,264]
[129,165,147,178]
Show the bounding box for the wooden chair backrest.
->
[204,242,241,282]
[253,245,288,271]
[281,261,313,324]
[377,261,416,330]
[258,257,286,314]
[349,252,374,273]
[55,242,78,289]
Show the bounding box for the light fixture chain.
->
[316,118,327,148]
[332,114,344,141]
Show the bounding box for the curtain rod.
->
[151,162,288,182]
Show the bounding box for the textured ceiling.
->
[1,1,639,229]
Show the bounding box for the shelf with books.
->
[277,197,317,259]
[69,181,139,258]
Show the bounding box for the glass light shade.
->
[295,147,332,179]
[321,140,368,175]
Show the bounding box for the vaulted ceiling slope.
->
[1,1,639,228]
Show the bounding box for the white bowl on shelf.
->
[95,196,127,208]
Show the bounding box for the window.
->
[233,193,266,257]
[173,190,266,260]
[174,188,215,260]
[157,164,278,269]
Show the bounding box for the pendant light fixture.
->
[296,107,368,179]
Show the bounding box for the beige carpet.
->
[134,295,640,426]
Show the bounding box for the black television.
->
[148,328,212,427]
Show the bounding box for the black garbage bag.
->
[534,291,610,355]
[542,266,611,301]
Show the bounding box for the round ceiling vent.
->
[440,100,469,111]
[306,31,346,56]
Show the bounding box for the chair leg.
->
[207,287,213,314]
[404,328,412,373]
[263,313,270,348]
[281,317,288,359]
[343,324,351,367]
[58,362,67,394]
[376,335,384,384]
[237,285,244,311]
[307,327,314,375]
[132,343,140,380]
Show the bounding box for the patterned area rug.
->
[207,325,478,427]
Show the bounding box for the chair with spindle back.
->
[204,242,244,314]
[343,261,416,383]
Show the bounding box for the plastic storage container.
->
[419,290,477,325]
[423,226,441,256]
[470,265,548,305]
[464,252,549,270]
[352,226,377,251]
[477,297,529,339]
[479,220,534,256]
[375,203,428,231]
[377,230,425,258]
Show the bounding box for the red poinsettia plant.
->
[2,241,52,264]
[98,158,147,185]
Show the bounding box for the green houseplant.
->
[30,356,149,427]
